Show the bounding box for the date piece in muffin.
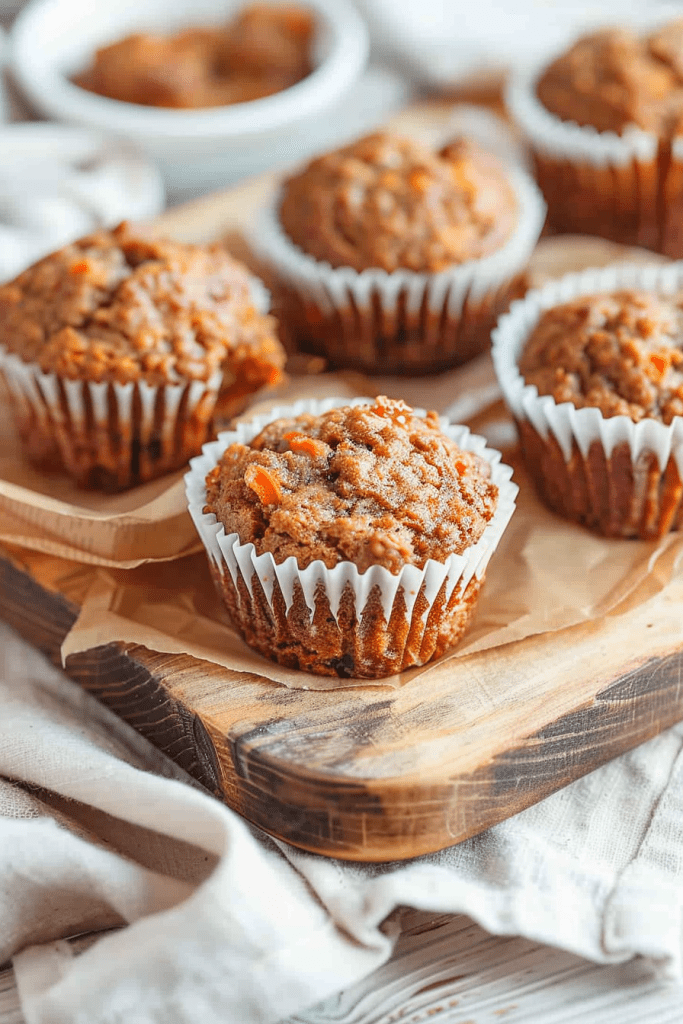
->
[0,222,285,491]
[202,396,501,677]
[74,4,315,109]
[515,290,683,536]
[260,131,543,376]
[518,19,683,252]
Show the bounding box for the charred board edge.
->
[2,551,683,860]
[216,648,683,860]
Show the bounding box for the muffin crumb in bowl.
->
[73,4,316,110]
[0,222,285,491]
[186,396,517,679]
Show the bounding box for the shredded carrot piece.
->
[284,431,327,458]
[408,169,432,193]
[650,352,669,378]
[244,464,282,504]
[70,259,90,275]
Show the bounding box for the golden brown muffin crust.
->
[204,396,499,573]
[0,222,285,388]
[278,132,518,273]
[73,4,315,109]
[536,22,683,136]
[520,290,683,423]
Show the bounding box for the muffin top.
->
[536,22,683,136]
[519,290,683,423]
[0,222,285,387]
[204,396,499,573]
[278,132,518,273]
[74,3,315,109]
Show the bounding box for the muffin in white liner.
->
[0,346,225,491]
[250,153,545,376]
[185,396,518,679]
[492,261,683,538]
[0,225,282,492]
[505,16,683,256]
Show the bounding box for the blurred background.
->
[0,0,680,280]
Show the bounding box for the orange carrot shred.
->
[284,431,327,458]
[650,353,669,377]
[244,465,282,505]
[71,260,90,275]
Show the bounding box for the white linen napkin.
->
[1,619,682,1024]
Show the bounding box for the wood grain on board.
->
[2,103,682,861]
[3,539,683,862]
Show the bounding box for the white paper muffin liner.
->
[492,262,683,537]
[185,396,517,679]
[506,43,683,253]
[250,160,545,375]
[0,343,224,490]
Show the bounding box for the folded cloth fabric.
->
[0,127,165,283]
[1,619,682,1024]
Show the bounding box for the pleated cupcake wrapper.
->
[0,343,223,487]
[491,263,683,514]
[185,397,517,632]
[506,67,658,168]
[249,166,545,370]
[505,55,683,250]
[0,276,271,488]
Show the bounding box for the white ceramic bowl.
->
[10,0,369,199]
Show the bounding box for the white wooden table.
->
[2,910,680,1024]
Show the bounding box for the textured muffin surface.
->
[74,3,314,109]
[0,222,284,388]
[520,290,683,423]
[204,396,499,574]
[278,132,518,273]
[536,22,683,135]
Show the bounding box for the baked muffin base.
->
[518,420,683,538]
[274,277,522,375]
[212,562,484,678]
[0,355,222,491]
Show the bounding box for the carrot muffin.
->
[0,222,284,491]
[253,131,545,375]
[508,19,683,254]
[187,396,517,678]
[492,266,683,538]
[74,3,315,109]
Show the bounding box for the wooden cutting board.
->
[3,102,683,862]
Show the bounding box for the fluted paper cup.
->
[492,262,683,538]
[250,165,545,376]
[0,276,274,491]
[0,346,224,491]
[185,397,517,680]
[506,57,683,255]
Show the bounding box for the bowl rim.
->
[9,0,369,139]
